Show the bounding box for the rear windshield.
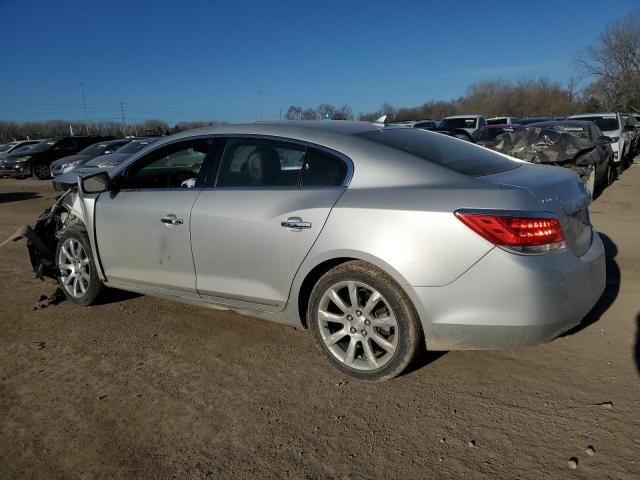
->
[572,116,619,132]
[472,127,511,141]
[440,117,478,129]
[486,118,507,126]
[358,128,519,176]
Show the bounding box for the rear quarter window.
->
[358,128,520,177]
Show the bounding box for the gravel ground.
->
[0,165,639,479]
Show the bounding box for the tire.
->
[55,227,103,306]
[585,167,596,198]
[607,159,617,186]
[307,260,422,381]
[31,161,51,180]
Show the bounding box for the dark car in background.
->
[0,135,114,179]
[492,120,615,197]
[472,124,521,148]
[50,139,131,177]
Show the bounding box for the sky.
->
[1,0,639,124]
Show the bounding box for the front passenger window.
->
[121,140,211,190]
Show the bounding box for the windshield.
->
[12,145,34,153]
[572,116,619,132]
[116,139,157,153]
[24,139,57,153]
[358,128,519,176]
[78,141,126,156]
[0,144,11,152]
[486,118,507,126]
[440,117,478,129]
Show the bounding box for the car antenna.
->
[373,115,387,126]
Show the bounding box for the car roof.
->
[525,120,594,127]
[568,113,617,118]
[444,115,482,119]
[479,124,520,129]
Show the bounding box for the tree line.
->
[0,119,218,143]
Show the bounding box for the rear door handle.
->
[161,214,184,226]
[281,217,312,231]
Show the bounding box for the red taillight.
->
[455,212,565,247]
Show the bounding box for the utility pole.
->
[78,82,89,135]
[120,100,127,137]
[258,91,263,121]
[279,108,282,121]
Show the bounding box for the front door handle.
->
[281,217,312,231]
[161,214,184,226]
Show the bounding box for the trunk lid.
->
[477,163,593,257]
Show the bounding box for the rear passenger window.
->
[217,139,306,187]
[301,148,348,187]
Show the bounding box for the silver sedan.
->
[30,121,605,381]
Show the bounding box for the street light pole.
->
[78,83,89,135]
[258,91,263,121]
[120,100,127,137]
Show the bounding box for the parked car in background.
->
[50,139,131,177]
[21,121,605,381]
[487,116,520,126]
[0,136,114,179]
[81,137,160,170]
[439,115,486,135]
[492,120,615,196]
[621,113,640,158]
[472,124,521,148]
[0,140,42,158]
[567,113,632,172]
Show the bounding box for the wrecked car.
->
[492,120,616,196]
[2,122,606,381]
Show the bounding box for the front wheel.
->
[55,228,103,305]
[31,162,51,180]
[307,260,422,381]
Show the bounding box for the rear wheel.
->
[307,260,422,381]
[31,162,50,180]
[55,228,103,305]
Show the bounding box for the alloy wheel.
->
[57,237,91,298]
[317,280,398,371]
[33,163,50,179]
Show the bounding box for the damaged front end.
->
[493,125,599,186]
[1,189,85,279]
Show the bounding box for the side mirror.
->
[79,171,111,194]
[596,135,612,145]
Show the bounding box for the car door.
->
[94,137,215,296]
[190,137,351,312]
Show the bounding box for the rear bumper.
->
[411,232,606,350]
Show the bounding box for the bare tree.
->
[576,11,640,110]
[284,106,303,120]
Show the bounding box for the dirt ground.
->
[0,165,639,480]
